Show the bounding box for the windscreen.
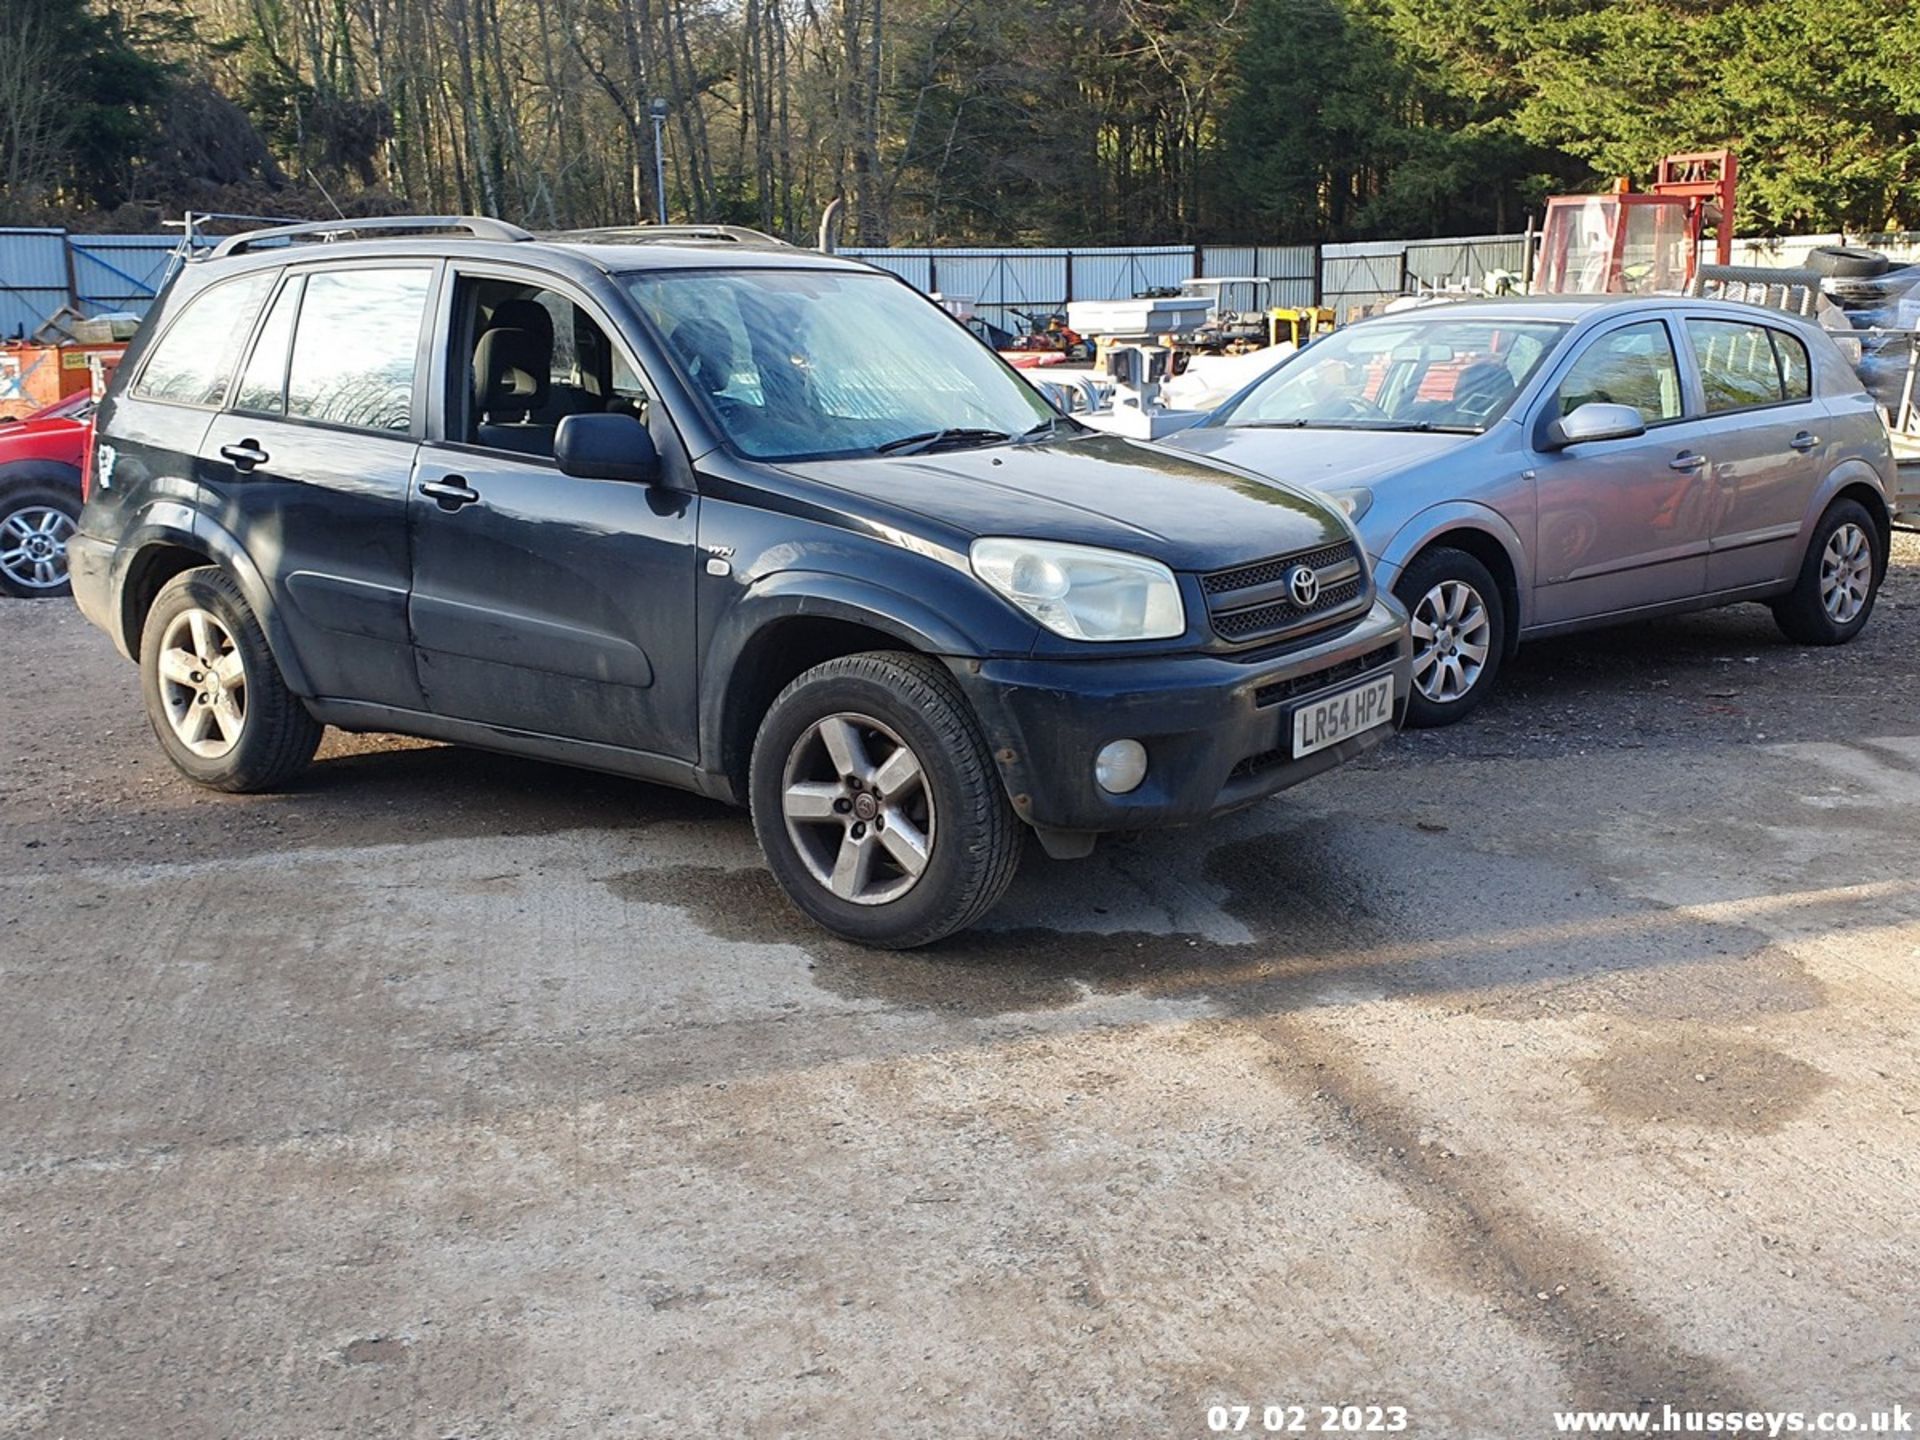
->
[1213,317,1569,433]
[624,268,1056,461]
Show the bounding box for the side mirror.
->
[555,412,661,484]
[1542,401,1647,450]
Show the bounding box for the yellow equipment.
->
[1269,306,1336,348]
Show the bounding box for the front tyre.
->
[1771,499,1883,646]
[749,651,1021,948]
[138,567,322,792]
[1394,547,1506,728]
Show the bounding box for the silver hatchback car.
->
[1167,297,1899,726]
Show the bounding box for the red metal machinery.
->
[1533,149,1737,295]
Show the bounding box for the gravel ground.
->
[2,533,1918,1438]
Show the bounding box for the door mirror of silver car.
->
[1542,402,1647,450]
[555,412,661,484]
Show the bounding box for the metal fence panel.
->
[1321,243,1406,319]
[1199,245,1258,277]
[943,252,1069,331]
[1195,246,1316,309]
[1255,245,1316,279]
[0,229,71,340]
[1404,234,1528,291]
[1067,247,1193,302]
[844,244,1201,333]
[0,229,178,339]
[69,236,176,312]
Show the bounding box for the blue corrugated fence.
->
[0,229,177,341]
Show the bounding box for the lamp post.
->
[649,98,669,225]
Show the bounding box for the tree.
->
[1511,0,1920,232]
[0,0,179,216]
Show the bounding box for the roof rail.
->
[546,224,792,249]
[207,215,533,258]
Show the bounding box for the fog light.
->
[1094,739,1148,794]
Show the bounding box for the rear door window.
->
[1771,329,1812,401]
[232,276,303,416]
[131,272,276,408]
[1552,320,1684,424]
[285,267,433,433]
[1687,319,1790,412]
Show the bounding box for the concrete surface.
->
[3,536,1919,1438]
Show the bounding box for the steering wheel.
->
[1334,394,1387,419]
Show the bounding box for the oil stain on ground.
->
[1580,1031,1831,1133]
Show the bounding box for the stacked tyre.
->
[1808,246,1919,420]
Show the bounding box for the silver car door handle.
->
[1789,431,1820,452]
[1669,452,1707,472]
[219,440,269,471]
[420,477,481,510]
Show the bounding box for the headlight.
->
[1327,486,1374,522]
[970,538,1185,641]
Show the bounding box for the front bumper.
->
[951,597,1411,843]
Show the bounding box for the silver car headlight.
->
[970,538,1185,641]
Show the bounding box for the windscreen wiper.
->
[872,426,1015,456]
[1237,418,1377,430]
[1236,418,1482,435]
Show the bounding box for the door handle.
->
[1669,452,1707,472]
[1789,431,1820,452]
[420,477,481,511]
[219,440,269,472]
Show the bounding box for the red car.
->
[0,390,90,597]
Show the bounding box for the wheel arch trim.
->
[0,459,84,493]
[1803,460,1895,563]
[1376,502,1533,639]
[700,569,997,799]
[110,505,315,695]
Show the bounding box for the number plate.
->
[1292,673,1395,758]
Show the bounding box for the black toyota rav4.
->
[71,216,1410,946]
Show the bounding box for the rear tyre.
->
[138,567,322,792]
[0,482,80,598]
[1771,499,1883,646]
[749,651,1021,948]
[1394,547,1506,729]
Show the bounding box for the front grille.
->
[1253,643,1400,709]
[1214,578,1364,640]
[1228,745,1292,781]
[1204,543,1353,596]
[1202,540,1366,644]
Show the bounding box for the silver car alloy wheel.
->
[1819,522,1873,624]
[781,711,936,906]
[1411,579,1492,705]
[156,607,249,759]
[0,504,75,591]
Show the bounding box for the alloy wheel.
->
[1819,522,1872,624]
[156,607,249,759]
[0,505,75,592]
[780,712,936,906]
[1411,579,1492,705]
